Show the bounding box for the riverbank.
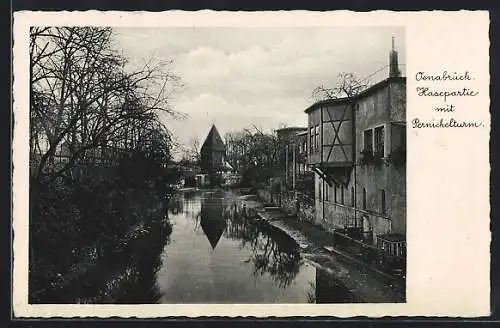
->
[234,191,405,301]
[29,158,177,303]
[30,200,172,304]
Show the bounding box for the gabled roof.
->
[304,96,351,114]
[275,126,307,133]
[355,76,406,99]
[201,124,225,152]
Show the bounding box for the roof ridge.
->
[201,124,225,150]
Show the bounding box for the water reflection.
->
[223,201,302,289]
[168,194,184,215]
[306,268,356,303]
[153,190,313,303]
[155,190,362,303]
[191,192,303,289]
[183,190,197,200]
[117,191,356,304]
[34,189,365,304]
[113,216,172,304]
[198,193,227,249]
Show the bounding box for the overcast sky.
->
[113,27,405,157]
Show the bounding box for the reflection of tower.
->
[200,124,226,186]
[315,268,354,303]
[199,194,227,249]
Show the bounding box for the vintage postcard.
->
[12,10,490,317]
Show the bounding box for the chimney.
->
[389,36,401,78]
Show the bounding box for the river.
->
[33,188,402,304]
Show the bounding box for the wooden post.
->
[285,145,288,186]
[292,143,296,189]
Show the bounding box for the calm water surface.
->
[153,189,352,303]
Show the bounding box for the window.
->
[314,125,320,151]
[341,187,345,204]
[362,188,367,210]
[381,189,386,214]
[363,129,373,152]
[374,126,385,158]
[351,187,355,206]
[333,184,337,202]
[325,183,329,201]
[309,127,314,154]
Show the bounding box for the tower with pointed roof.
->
[200,124,226,183]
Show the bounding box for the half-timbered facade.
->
[305,42,406,257]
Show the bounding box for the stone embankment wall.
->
[256,188,315,223]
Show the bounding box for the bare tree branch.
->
[30,27,182,183]
[311,72,369,102]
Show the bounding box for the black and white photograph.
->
[26,24,407,305]
[12,8,494,319]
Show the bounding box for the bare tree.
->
[311,72,368,101]
[30,27,182,183]
[224,126,300,186]
[185,136,201,164]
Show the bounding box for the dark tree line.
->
[29,26,182,302]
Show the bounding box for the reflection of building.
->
[305,39,406,256]
[195,174,210,188]
[200,125,227,185]
[199,194,227,249]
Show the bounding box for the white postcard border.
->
[12,10,491,318]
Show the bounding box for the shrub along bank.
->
[29,152,179,303]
